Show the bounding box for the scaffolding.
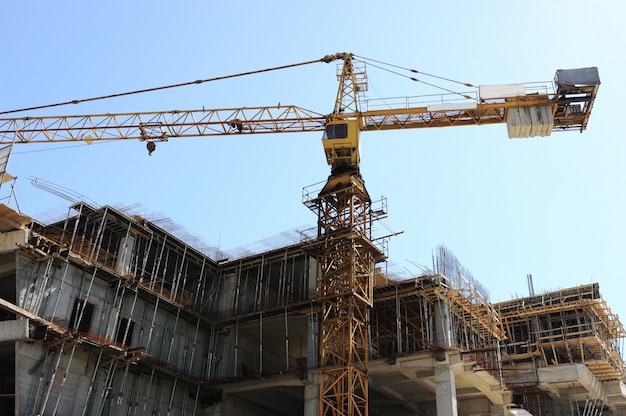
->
[4,202,224,414]
[496,284,626,414]
[1,201,625,415]
[497,284,625,381]
[371,273,505,360]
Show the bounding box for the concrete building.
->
[0,202,624,415]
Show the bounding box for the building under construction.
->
[0,201,624,415]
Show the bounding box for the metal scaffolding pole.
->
[88,207,109,263]
[29,349,51,414]
[81,348,104,416]
[206,322,218,380]
[188,318,201,375]
[37,341,67,415]
[145,297,161,353]
[234,319,239,377]
[167,377,179,415]
[192,385,201,416]
[259,313,263,375]
[50,343,78,415]
[166,308,181,364]
[94,352,118,416]
[171,246,187,302]
[285,307,290,371]
[149,235,167,292]
[141,368,157,414]
[193,257,207,309]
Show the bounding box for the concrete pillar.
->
[204,401,224,416]
[304,310,319,416]
[307,257,317,299]
[434,299,453,349]
[433,300,458,416]
[307,312,319,368]
[304,370,320,416]
[490,403,508,416]
[435,359,458,416]
[116,234,135,276]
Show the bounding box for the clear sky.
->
[1,1,625,330]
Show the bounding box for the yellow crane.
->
[0,53,600,416]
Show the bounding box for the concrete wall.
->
[13,252,217,414]
[17,339,215,415]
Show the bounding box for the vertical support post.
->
[307,310,319,369]
[166,308,181,364]
[234,319,239,377]
[396,285,402,355]
[434,298,458,416]
[435,361,458,416]
[188,319,201,375]
[285,307,290,372]
[38,343,67,415]
[304,371,320,416]
[259,313,263,376]
[435,300,453,350]
[80,349,103,416]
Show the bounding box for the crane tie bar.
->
[0,55,340,116]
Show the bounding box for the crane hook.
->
[146,141,156,156]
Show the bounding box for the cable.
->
[12,141,108,154]
[358,58,475,100]
[0,56,331,116]
[354,54,476,88]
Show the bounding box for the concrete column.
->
[434,299,453,349]
[490,403,508,416]
[307,312,319,368]
[304,370,320,416]
[435,359,458,416]
[304,310,319,416]
[116,234,135,276]
[205,401,224,416]
[307,257,318,299]
[433,299,458,416]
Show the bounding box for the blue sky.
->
[1,1,625,328]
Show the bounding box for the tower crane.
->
[0,53,600,416]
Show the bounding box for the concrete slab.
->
[0,318,29,342]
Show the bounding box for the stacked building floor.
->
[0,202,624,415]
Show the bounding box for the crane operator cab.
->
[320,119,368,196]
[322,119,360,175]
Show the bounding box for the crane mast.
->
[304,53,381,416]
[0,54,600,416]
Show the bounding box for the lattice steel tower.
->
[304,53,386,416]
